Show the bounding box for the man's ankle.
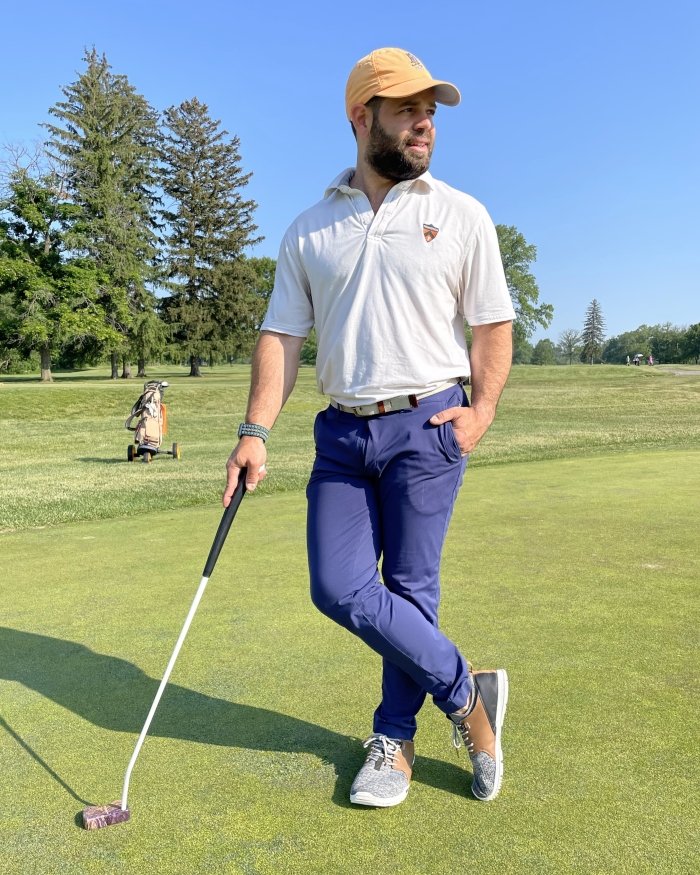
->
[450,688,476,720]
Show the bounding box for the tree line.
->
[0,49,274,380]
[518,298,700,365]
[1,50,554,381]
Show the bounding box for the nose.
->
[413,113,434,132]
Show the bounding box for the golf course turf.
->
[1,365,698,873]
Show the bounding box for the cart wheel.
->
[172,442,181,460]
[127,445,135,462]
[142,450,152,464]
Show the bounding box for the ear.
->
[348,103,373,137]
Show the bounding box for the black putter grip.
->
[202,468,247,577]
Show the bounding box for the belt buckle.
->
[353,401,385,416]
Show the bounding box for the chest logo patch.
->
[423,223,439,243]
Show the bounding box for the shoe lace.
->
[452,719,475,755]
[363,734,401,768]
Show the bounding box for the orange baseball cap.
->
[345,47,461,119]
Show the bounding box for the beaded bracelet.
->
[237,422,270,443]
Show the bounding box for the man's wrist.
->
[237,422,270,443]
[469,402,497,428]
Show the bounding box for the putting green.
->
[1,449,697,874]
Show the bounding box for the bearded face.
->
[365,114,434,182]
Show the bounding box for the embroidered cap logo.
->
[423,224,439,243]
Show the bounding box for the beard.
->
[366,118,433,182]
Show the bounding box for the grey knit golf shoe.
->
[349,734,415,807]
[449,668,509,801]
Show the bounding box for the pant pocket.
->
[436,420,463,463]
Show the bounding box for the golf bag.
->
[125,380,169,453]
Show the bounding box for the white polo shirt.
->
[261,168,515,405]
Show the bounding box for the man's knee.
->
[309,572,374,629]
[309,575,347,622]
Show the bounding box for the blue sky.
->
[2,0,698,342]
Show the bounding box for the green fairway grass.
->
[1,364,699,531]
[1,366,698,873]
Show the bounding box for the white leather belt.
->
[330,379,463,417]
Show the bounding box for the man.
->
[224,47,516,807]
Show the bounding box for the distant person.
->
[648,355,654,366]
[223,47,515,807]
[626,355,630,366]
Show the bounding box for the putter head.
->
[82,801,131,830]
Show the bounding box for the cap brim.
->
[375,78,461,106]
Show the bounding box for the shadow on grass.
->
[77,453,180,464]
[1,627,470,809]
[76,457,129,465]
[0,715,91,805]
[0,370,192,384]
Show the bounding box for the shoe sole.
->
[472,668,509,802]
[349,787,409,808]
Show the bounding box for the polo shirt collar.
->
[325,168,435,197]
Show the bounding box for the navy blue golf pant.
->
[307,384,473,740]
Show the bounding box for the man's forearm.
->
[469,321,513,424]
[245,331,305,429]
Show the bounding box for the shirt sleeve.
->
[260,228,315,337]
[459,212,516,326]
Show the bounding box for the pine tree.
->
[210,255,277,362]
[159,98,260,375]
[581,299,606,364]
[44,49,160,378]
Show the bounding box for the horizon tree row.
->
[516,303,700,365]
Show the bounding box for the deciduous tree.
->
[558,329,582,364]
[532,337,557,365]
[682,323,700,363]
[496,224,553,353]
[512,335,533,364]
[0,166,120,380]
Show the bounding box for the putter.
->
[82,469,248,830]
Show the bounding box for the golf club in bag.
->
[82,469,248,830]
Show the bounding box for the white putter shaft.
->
[120,573,212,811]
[82,472,246,829]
